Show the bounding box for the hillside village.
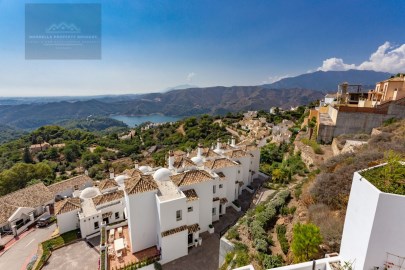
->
[0,76,404,270]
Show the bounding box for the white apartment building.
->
[123,139,260,264]
[55,179,126,237]
[54,138,260,264]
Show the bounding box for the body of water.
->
[111,114,183,127]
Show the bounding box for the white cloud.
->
[317,58,355,71]
[186,72,196,82]
[317,42,405,73]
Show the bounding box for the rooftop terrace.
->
[360,162,405,195]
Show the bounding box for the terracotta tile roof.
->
[187,223,200,233]
[170,170,213,187]
[0,201,18,224]
[54,197,81,215]
[204,158,237,170]
[220,198,228,204]
[98,179,119,191]
[190,147,220,158]
[173,150,186,156]
[225,149,248,159]
[48,175,93,196]
[123,168,143,178]
[183,189,199,201]
[173,156,196,169]
[0,183,54,209]
[92,190,124,206]
[161,225,188,237]
[125,174,158,195]
[217,172,226,179]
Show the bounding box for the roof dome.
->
[153,168,172,181]
[139,166,149,173]
[191,156,203,166]
[114,175,128,186]
[80,187,100,199]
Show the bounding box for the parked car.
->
[37,214,52,228]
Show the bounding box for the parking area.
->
[42,240,99,270]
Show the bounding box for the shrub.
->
[254,238,268,253]
[291,223,323,262]
[226,226,240,240]
[262,254,283,268]
[276,225,289,255]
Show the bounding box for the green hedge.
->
[276,225,289,255]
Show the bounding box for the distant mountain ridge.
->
[0,69,391,130]
[0,87,323,129]
[264,70,391,92]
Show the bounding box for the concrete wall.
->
[157,195,187,232]
[364,191,405,269]
[126,190,158,253]
[333,111,391,137]
[339,171,380,269]
[160,230,188,264]
[57,210,79,234]
[186,180,213,232]
[185,199,199,226]
[219,236,234,268]
[79,212,101,238]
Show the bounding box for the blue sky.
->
[0,0,405,96]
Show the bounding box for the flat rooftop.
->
[156,180,184,202]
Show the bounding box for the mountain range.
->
[263,70,390,92]
[0,69,391,131]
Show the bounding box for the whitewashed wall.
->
[57,210,79,234]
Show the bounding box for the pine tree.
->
[22,147,33,164]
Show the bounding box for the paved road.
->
[0,224,56,270]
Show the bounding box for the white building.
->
[237,163,405,270]
[123,139,260,264]
[55,179,126,238]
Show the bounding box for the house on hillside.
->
[367,74,405,106]
[29,142,50,154]
[0,183,54,237]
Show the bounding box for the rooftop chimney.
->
[231,136,236,147]
[109,169,115,179]
[168,150,174,170]
[197,143,203,157]
[216,138,221,151]
[134,160,139,169]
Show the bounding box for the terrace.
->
[360,161,405,195]
[106,226,160,270]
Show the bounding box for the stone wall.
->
[331,138,341,156]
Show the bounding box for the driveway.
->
[0,223,56,270]
[42,240,99,270]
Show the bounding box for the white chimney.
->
[168,150,174,170]
[197,143,203,157]
[216,138,221,151]
[109,171,115,179]
[134,160,139,169]
[85,170,88,176]
[231,136,236,147]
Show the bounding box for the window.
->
[219,184,223,189]
[176,210,182,221]
[238,170,240,174]
[212,207,216,216]
[115,212,119,219]
[94,221,99,230]
[188,206,193,212]
[213,185,216,194]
